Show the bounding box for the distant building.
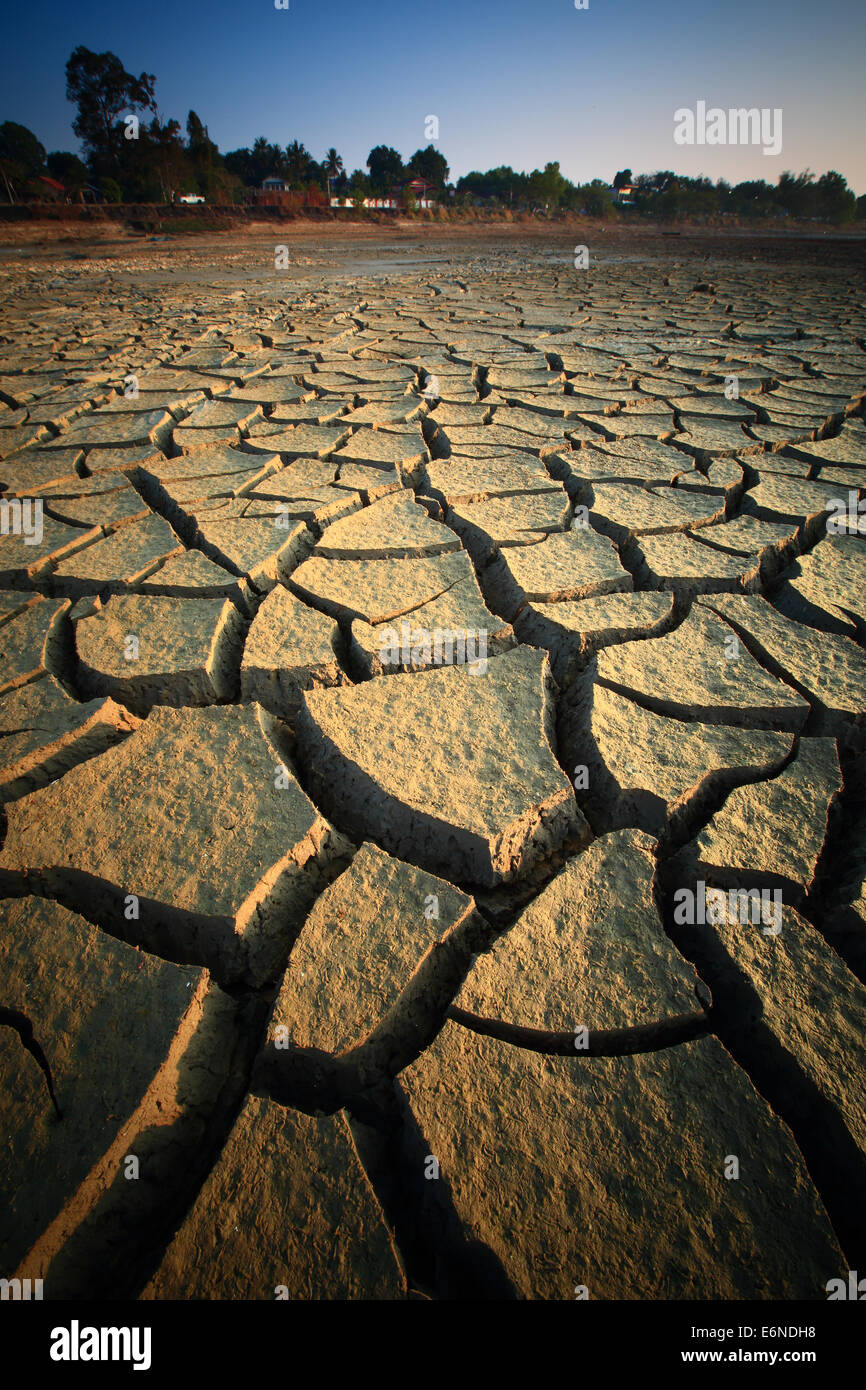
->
[330,196,398,209]
[36,175,66,202]
[406,177,436,205]
[330,177,436,212]
[329,191,435,210]
[258,173,435,212]
[251,178,295,206]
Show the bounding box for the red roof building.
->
[37,175,66,201]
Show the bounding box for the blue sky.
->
[6,0,865,190]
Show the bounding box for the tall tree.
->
[324,147,343,196]
[252,136,277,183]
[406,145,449,187]
[224,139,278,187]
[324,148,343,179]
[186,110,224,195]
[186,110,207,149]
[367,145,403,195]
[528,161,568,209]
[815,170,856,223]
[65,47,156,174]
[0,121,45,201]
[285,139,313,187]
[129,115,186,202]
[777,170,814,218]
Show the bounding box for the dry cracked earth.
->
[1,234,865,1301]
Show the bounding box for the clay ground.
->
[0,224,865,1301]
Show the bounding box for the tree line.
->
[459,164,862,223]
[0,46,861,224]
[0,48,450,206]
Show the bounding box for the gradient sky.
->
[5,0,865,191]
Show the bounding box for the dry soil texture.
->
[1,228,865,1301]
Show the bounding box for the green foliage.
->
[324,148,343,180]
[628,168,858,224]
[407,145,449,187]
[285,139,316,187]
[453,160,859,224]
[0,121,46,200]
[47,151,89,193]
[366,145,404,195]
[65,46,156,173]
[100,176,123,203]
[0,122,46,177]
[815,170,856,224]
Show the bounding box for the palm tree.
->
[285,139,312,188]
[249,136,273,186]
[324,147,343,201]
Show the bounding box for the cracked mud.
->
[1,231,865,1301]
